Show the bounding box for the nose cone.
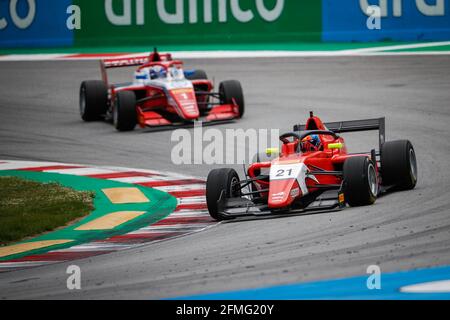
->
[267,161,311,209]
[268,179,298,208]
[170,88,200,119]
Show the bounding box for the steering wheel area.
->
[279,130,340,153]
[280,130,339,144]
[279,132,303,144]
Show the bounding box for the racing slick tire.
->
[219,80,245,118]
[343,156,378,207]
[381,140,417,190]
[187,69,209,116]
[79,80,108,121]
[113,91,137,132]
[186,69,208,80]
[206,168,241,221]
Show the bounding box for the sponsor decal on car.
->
[271,191,285,202]
[290,187,300,198]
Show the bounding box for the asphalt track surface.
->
[0,56,450,299]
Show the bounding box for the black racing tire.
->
[186,69,208,80]
[79,80,108,121]
[113,91,137,132]
[381,140,417,190]
[206,168,240,221]
[343,156,378,207]
[219,80,245,118]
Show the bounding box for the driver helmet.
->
[168,66,183,80]
[301,134,322,152]
[149,66,166,80]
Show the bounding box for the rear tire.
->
[186,69,208,80]
[206,168,240,221]
[343,157,378,207]
[79,80,108,121]
[113,91,137,132]
[381,140,417,190]
[219,80,245,118]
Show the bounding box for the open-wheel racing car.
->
[206,112,418,221]
[79,49,244,131]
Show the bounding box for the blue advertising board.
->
[1,0,450,49]
[0,0,73,47]
[323,0,450,41]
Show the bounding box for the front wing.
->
[216,189,346,219]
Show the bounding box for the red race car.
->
[79,49,244,131]
[206,112,418,220]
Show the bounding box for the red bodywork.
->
[247,115,377,209]
[100,52,240,127]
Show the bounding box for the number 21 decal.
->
[276,169,293,177]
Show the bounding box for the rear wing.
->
[102,56,150,69]
[294,117,386,150]
[99,53,174,87]
[100,56,151,87]
[102,52,173,69]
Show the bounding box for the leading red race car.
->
[79,49,244,131]
[206,112,418,221]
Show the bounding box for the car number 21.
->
[276,168,293,177]
[270,164,304,180]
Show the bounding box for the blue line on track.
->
[174,265,450,300]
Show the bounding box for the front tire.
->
[219,80,245,118]
[343,156,378,207]
[381,140,417,190]
[186,69,208,80]
[206,168,240,221]
[113,91,137,132]
[79,80,108,121]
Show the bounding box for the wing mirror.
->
[328,143,343,150]
[265,147,279,156]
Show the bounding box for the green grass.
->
[0,176,94,245]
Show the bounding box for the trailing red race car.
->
[79,49,244,131]
[206,112,418,220]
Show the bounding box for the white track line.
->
[54,243,135,252]
[171,209,209,214]
[100,166,163,176]
[152,184,206,192]
[1,44,450,62]
[108,176,161,183]
[44,167,116,175]
[177,197,207,204]
[169,210,210,217]
[0,54,65,61]
[101,165,201,180]
[0,261,58,268]
[342,41,450,54]
[0,161,66,170]
[130,224,208,233]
